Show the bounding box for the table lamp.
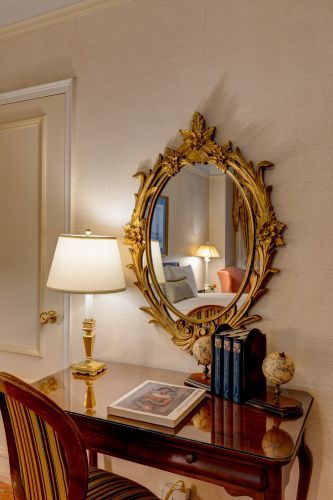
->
[46,230,126,376]
[195,242,220,289]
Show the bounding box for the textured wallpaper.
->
[0,0,332,498]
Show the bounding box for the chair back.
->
[0,372,88,500]
[217,266,250,293]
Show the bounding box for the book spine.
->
[213,334,224,396]
[211,324,232,396]
[223,336,233,400]
[233,337,243,403]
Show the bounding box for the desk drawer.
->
[127,439,266,490]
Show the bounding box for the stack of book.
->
[211,325,266,403]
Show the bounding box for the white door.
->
[0,80,72,380]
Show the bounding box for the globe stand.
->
[245,387,303,418]
[185,364,211,391]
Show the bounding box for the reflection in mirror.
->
[149,164,250,318]
[125,112,285,352]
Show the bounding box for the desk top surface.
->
[34,362,313,462]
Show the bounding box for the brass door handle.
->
[40,310,58,325]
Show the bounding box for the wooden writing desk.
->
[34,362,313,499]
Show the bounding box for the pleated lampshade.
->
[195,242,220,259]
[47,233,126,293]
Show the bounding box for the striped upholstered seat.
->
[0,373,157,500]
[87,468,156,499]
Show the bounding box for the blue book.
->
[223,331,248,400]
[213,333,224,396]
[232,333,250,403]
[211,324,232,396]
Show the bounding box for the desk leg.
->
[88,450,98,467]
[297,434,313,500]
[256,467,284,500]
[266,468,284,500]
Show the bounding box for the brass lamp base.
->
[71,318,106,376]
[71,359,106,377]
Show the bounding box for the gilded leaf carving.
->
[124,112,286,354]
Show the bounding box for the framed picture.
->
[107,380,206,428]
[150,195,168,256]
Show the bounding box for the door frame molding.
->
[0,79,72,368]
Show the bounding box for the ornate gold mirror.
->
[124,113,285,354]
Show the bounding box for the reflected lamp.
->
[195,242,220,288]
[47,230,126,376]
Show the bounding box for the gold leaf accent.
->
[124,218,145,247]
[162,148,185,177]
[257,219,286,249]
[178,111,219,164]
[124,112,286,354]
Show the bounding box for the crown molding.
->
[0,0,133,40]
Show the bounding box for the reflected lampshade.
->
[46,233,126,293]
[195,242,220,259]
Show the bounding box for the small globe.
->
[262,352,295,386]
[192,335,212,366]
[262,424,294,459]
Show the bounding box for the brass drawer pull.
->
[185,453,196,464]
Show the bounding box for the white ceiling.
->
[0,0,84,28]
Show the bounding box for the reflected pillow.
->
[169,265,198,297]
[161,278,195,303]
[163,265,173,281]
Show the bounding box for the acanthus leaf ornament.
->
[124,218,145,248]
[178,112,220,164]
[162,148,186,177]
[257,219,286,250]
[124,112,286,354]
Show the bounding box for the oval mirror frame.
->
[124,112,286,353]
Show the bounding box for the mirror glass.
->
[148,163,252,319]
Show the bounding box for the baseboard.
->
[0,446,10,483]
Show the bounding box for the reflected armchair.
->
[217,266,250,293]
[0,372,157,500]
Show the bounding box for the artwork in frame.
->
[107,380,206,428]
[151,195,169,256]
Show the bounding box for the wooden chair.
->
[0,372,158,500]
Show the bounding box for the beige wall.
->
[0,0,332,498]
